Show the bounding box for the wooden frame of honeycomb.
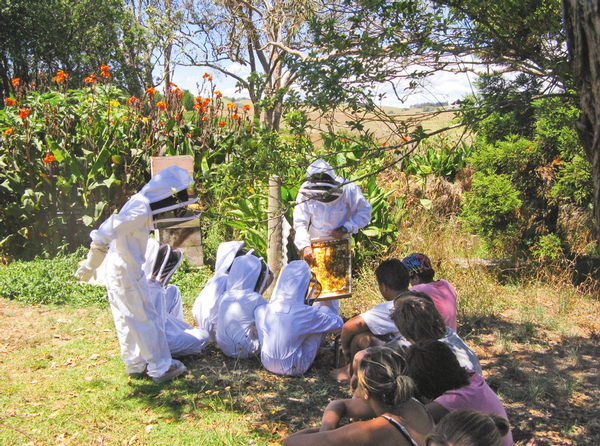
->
[307,237,352,300]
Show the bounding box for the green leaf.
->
[165,118,176,133]
[88,147,111,180]
[362,227,380,237]
[104,174,121,189]
[420,199,432,209]
[48,139,65,162]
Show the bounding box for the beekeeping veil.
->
[298,160,345,204]
[141,165,200,229]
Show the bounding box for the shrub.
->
[0,69,252,258]
[460,172,523,254]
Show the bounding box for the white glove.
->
[74,242,108,282]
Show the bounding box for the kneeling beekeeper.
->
[75,165,201,383]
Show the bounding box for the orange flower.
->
[232,114,239,120]
[218,120,226,128]
[244,104,250,111]
[127,96,139,105]
[208,75,213,81]
[170,82,178,88]
[4,128,14,135]
[193,104,201,110]
[202,116,207,122]
[54,70,69,82]
[100,64,110,78]
[214,90,223,98]
[177,91,183,99]
[195,96,202,103]
[402,136,408,143]
[44,153,57,164]
[19,108,30,120]
[146,86,156,95]
[227,102,236,109]
[84,75,96,84]
[202,106,207,112]
[187,134,192,138]
[203,73,211,78]
[202,98,210,106]
[12,78,20,87]
[175,113,181,120]
[5,97,16,106]
[157,101,167,110]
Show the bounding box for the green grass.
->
[1,211,600,445]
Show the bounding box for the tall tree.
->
[298,0,600,253]
[563,0,600,252]
[177,0,320,131]
[0,0,135,94]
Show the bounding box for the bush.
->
[0,69,252,259]
[460,172,523,254]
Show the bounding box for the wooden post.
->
[268,175,283,282]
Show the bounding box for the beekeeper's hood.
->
[140,165,200,227]
[214,241,247,274]
[270,260,312,305]
[306,160,342,183]
[299,160,345,203]
[226,255,262,293]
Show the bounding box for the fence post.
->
[268,175,283,283]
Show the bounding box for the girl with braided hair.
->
[283,346,433,446]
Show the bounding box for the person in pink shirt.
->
[405,340,514,446]
[402,253,457,332]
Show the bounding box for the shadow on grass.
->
[121,337,350,443]
[118,316,600,446]
[463,315,600,446]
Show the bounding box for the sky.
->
[170,62,478,108]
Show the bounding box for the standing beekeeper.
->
[74,165,200,383]
[216,255,273,358]
[254,260,343,376]
[192,241,250,342]
[293,160,372,263]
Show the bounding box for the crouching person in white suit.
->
[75,166,200,384]
[254,260,343,376]
[192,241,249,342]
[216,255,273,358]
[143,239,209,358]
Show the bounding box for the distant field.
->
[303,105,463,147]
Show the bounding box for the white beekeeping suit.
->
[254,260,343,376]
[143,239,209,358]
[75,165,199,383]
[293,159,372,251]
[216,255,270,358]
[192,241,246,342]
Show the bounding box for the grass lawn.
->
[1,241,599,445]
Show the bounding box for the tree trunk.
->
[267,175,283,284]
[562,0,600,253]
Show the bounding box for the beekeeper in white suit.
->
[75,165,200,383]
[192,241,248,342]
[254,260,343,376]
[293,160,372,263]
[216,255,272,358]
[143,239,210,357]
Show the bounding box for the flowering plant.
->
[0,66,254,257]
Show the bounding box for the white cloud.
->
[171,62,477,107]
[226,62,252,77]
